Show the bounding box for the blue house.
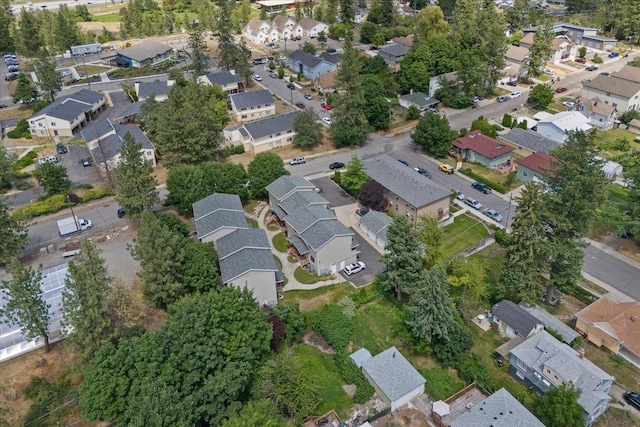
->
[287,50,335,80]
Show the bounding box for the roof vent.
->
[578,348,585,359]
[632,314,638,322]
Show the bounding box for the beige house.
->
[293,17,329,38]
[582,65,640,111]
[223,112,298,154]
[314,71,337,93]
[551,36,578,64]
[365,154,451,224]
[28,89,105,137]
[228,90,275,122]
[193,193,249,244]
[271,14,297,40]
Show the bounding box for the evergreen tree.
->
[411,111,456,157]
[63,239,116,359]
[12,72,38,104]
[53,4,82,52]
[303,0,314,18]
[293,110,323,148]
[222,400,287,427]
[2,260,51,352]
[0,0,15,53]
[367,0,395,26]
[114,132,160,218]
[16,8,43,56]
[340,155,368,197]
[380,216,424,301]
[0,197,28,266]
[325,0,338,24]
[33,163,71,195]
[188,30,210,76]
[524,23,553,77]
[34,53,62,102]
[339,0,354,23]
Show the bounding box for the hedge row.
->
[459,168,506,194]
[81,188,115,203]
[220,145,245,158]
[12,189,115,220]
[334,350,374,404]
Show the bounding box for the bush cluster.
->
[309,305,352,351]
[12,194,69,220]
[14,150,37,170]
[219,145,245,158]
[333,350,374,403]
[459,168,506,193]
[7,119,32,139]
[81,188,115,203]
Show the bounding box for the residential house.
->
[516,151,555,183]
[349,348,372,368]
[228,90,275,122]
[135,80,174,102]
[116,41,173,68]
[244,18,278,45]
[193,193,249,243]
[490,300,544,339]
[113,101,143,124]
[271,14,297,41]
[392,35,414,47]
[317,51,341,67]
[314,71,337,93]
[266,175,317,213]
[447,388,545,427]
[223,112,299,154]
[581,35,618,51]
[429,71,457,98]
[576,97,617,130]
[358,346,425,411]
[575,295,640,365]
[500,127,561,154]
[28,89,105,137]
[288,50,335,80]
[521,22,617,50]
[582,65,640,111]
[277,190,330,217]
[359,210,392,250]
[509,330,613,426]
[197,70,244,94]
[398,92,439,112]
[505,44,530,67]
[519,302,581,345]
[536,111,592,143]
[352,6,367,23]
[451,130,514,168]
[378,43,410,70]
[80,118,156,177]
[256,0,296,13]
[216,228,282,306]
[550,36,578,64]
[293,18,329,38]
[365,154,451,224]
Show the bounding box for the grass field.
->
[350,301,399,355]
[77,64,112,76]
[441,213,491,260]
[469,244,505,287]
[91,12,121,22]
[293,267,333,285]
[272,233,288,253]
[280,282,354,311]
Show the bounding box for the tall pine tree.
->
[380,216,424,301]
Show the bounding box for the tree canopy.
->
[411,111,456,157]
[534,383,585,427]
[293,110,323,149]
[248,152,289,198]
[528,84,554,107]
[0,198,28,266]
[33,162,71,195]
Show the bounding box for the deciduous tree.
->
[380,216,424,301]
[202,161,251,200]
[534,383,585,427]
[412,111,456,157]
[0,198,28,265]
[248,152,289,198]
[416,216,442,269]
[359,180,387,211]
[293,110,323,148]
[527,83,554,107]
[301,41,316,54]
[165,164,206,212]
[340,155,368,197]
[33,162,71,195]
[415,6,449,42]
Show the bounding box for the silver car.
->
[465,197,483,210]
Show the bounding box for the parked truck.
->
[70,43,102,56]
[57,216,93,237]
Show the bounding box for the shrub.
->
[501,113,513,127]
[12,194,69,220]
[456,353,497,393]
[14,150,37,170]
[494,229,511,246]
[73,183,94,190]
[592,53,603,64]
[406,105,421,121]
[80,188,115,202]
[233,145,245,154]
[459,168,507,193]
[333,170,341,184]
[308,304,353,351]
[333,350,375,404]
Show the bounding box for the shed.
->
[601,160,623,180]
[359,210,392,249]
[350,347,372,368]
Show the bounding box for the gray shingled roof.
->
[287,234,309,255]
[137,80,171,99]
[500,128,561,154]
[362,346,425,402]
[491,300,542,337]
[117,40,173,62]
[243,112,298,140]
[216,228,271,260]
[300,218,353,250]
[192,193,243,221]
[279,190,329,216]
[81,117,115,143]
[360,210,392,242]
[365,154,451,208]
[202,70,243,85]
[194,210,248,240]
[284,205,336,234]
[289,50,325,69]
[318,51,341,65]
[379,43,409,58]
[84,121,154,163]
[229,89,273,110]
[510,331,613,416]
[114,101,143,121]
[219,247,277,284]
[350,348,372,368]
[399,92,439,108]
[31,89,103,121]
[518,302,580,344]
[266,175,315,201]
[450,388,545,427]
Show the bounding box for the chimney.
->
[632,314,638,322]
[578,348,585,359]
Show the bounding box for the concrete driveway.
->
[340,226,386,287]
[311,176,355,207]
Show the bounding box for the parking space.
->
[340,227,386,287]
[58,142,103,186]
[311,176,355,207]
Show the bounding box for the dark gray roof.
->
[216,228,271,260]
[83,120,153,163]
[284,205,336,234]
[194,210,249,240]
[510,331,613,415]
[202,70,243,85]
[117,41,173,62]
[279,188,328,215]
[362,346,425,402]
[219,247,278,284]
[491,300,542,337]
[518,303,580,344]
[365,154,451,208]
[300,218,353,250]
[450,388,545,427]
[271,204,287,220]
[360,210,392,238]
[31,89,103,121]
[243,112,298,140]
[114,101,143,121]
[318,51,341,65]
[399,92,439,108]
[500,128,561,154]
[137,80,171,99]
[288,234,309,255]
[289,49,326,69]
[229,89,273,110]
[193,193,244,221]
[81,117,116,143]
[266,175,315,201]
[379,43,409,58]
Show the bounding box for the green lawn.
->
[281,282,354,311]
[421,366,465,401]
[583,344,640,391]
[441,213,491,260]
[77,64,112,76]
[469,244,505,287]
[291,344,352,416]
[247,218,258,228]
[91,12,121,22]
[351,302,399,355]
[293,267,333,284]
[242,199,262,214]
[272,233,288,253]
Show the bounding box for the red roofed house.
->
[516,151,555,183]
[575,296,640,366]
[451,130,514,168]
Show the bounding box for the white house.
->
[28,89,105,137]
[244,18,278,44]
[575,97,617,130]
[536,111,592,143]
[293,18,329,38]
[428,71,457,98]
[550,36,578,64]
[270,14,297,41]
[223,112,298,154]
[582,65,640,112]
[135,80,174,102]
[197,70,244,94]
[228,90,275,122]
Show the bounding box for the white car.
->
[253,74,262,81]
[38,156,59,165]
[322,117,332,125]
[465,197,483,210]
[344,261,365,276]
[483,208,504,222]
[289,156,306,165]
[562,101,575,109]
[509,91,521,99]
[543,69,554,76]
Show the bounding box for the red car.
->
[555,87,568,93]
[575,58,586,64]
[321,102,332,110]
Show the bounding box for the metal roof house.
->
[116,41,174,68]
[499,127,561,155]
[490,299,544,339]
[518,302,580,345]
[536,111,592,143]
[361,346,425,411]
[287,50,335,80]
[222,112,299,154]
[28,89,105,137]
[509,330,613,426]
[193,193,249,244]
[365,154,451,224]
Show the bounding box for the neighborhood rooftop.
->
[118,40,173,62]
[362,346,425,402]
[288,49,327,69]
[216,228,279,284]
[243,111,298,140]
[500,128,561,154]
[137,80,172,98]
[201,70,243,85]
[193,192,244,221]
[31,89,103,121]
[84,121,154,163]
[265,175,316,201]
[452,130,514,160]
[492,300,542,338]
[450,388,545,427]
[229,89,274,110]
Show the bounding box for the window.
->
[241,115,247,119]
[516,359,526,370]
[542,379,551,387]
[50,122,56,126]
[534,372,541,380]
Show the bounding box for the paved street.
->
[583,244,640,301]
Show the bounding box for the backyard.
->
[440,213,491,260]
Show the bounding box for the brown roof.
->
[517,151,555,174]
[578,97,616,117]
[271,15,294,32]
[576,296,640,357]
[393,35,414,47]
[612,65,640,84]
[520,33,535,46]
[314,71,336,89]
[552,36,574,51]
[246,18,270,34]
[296,17,323,30]
[583,75,640,98]
[452,130,514,159]
[506,45,529,62]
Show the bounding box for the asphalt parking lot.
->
[57,141,102,186]
[340,227,386,287]
[311,177,355,207]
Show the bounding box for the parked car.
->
[290,156,306,165]
[321,102,332,110]
[343,261,365,276]
[608,52,620,58]
[497,95,510,103]
[304,93,313,100]
[56,142,67,154]
[38,156,59,165]
[456,191,465,200]
[472,181,492,194]
[398,159,409,166]
[4,73,18,81]
[117,208,126,218]
[79,157,92,167]
[471,96,482,103]
[509,91,521,99]
[586,65,598,71]
[600,72,610,76]
[329,162,345,169]
[543,69,554,75]
[295,102,305,109]
[483,208,503,222]
[322,117,332,125]
[575,57,586,64]
[269,71,278,78]
[326,48,337,53]
[465,197,483,210]
[414,167,431,178]
[439,163,454,174]
[506,80,517,87]
[287,83,296,90]
[253,74,262,81]
[624,391,640,410]
[555,87,568,93]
